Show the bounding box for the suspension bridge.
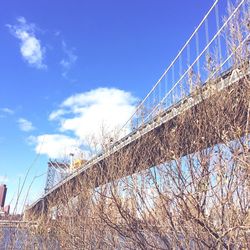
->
[26,0,250,216]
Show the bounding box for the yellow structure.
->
[71,159,86,170]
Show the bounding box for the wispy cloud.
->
[54,30,61,37]
[0,176,8,184]
[1,107,14,115]
[60,41,77,77]
[7,17,46,69]
[18,118,35,132]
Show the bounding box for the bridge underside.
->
[27,74,249,217]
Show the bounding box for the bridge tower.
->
[44,160,70,193]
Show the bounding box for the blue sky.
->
[0,0,228,212]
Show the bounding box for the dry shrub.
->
[22,1,250,249]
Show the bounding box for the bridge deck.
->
[26,65,250,216]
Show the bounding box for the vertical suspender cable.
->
[179,54,183,97]
[172,64,175,104]
[205,18,210,55]
[195,32,200,77]
[119,0,219,132]
[216,3,223,66]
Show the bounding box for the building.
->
[0,184,10,216]
[0,184,7,208]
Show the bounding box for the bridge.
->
[26,0,250,217]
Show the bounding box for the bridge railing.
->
[120,0,249,134]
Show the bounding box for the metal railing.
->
[120,0,249,134]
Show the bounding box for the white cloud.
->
[49,109,67,121]
[18,118,35,132]
[1,107,14,115]
[60,41,77,77]
[0,176,8,184]
[33,134,82,159]
[26,135,37,145]
[7,17,46,69]
[34,87,137,159]
[0,108,14,119]
[52,87,137,142]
